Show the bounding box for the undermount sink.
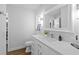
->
[71,43,79,49]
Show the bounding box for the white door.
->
[0,4,6,55]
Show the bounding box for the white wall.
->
[7,5,35,51]
[0,4,6,54]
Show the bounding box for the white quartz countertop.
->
[33,34,79,55]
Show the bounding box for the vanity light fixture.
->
[40,12,44,18]
[40,10,45,18]
[39,12,44,27]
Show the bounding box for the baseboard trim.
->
[8,46,26,52]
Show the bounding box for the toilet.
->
[25,41,34,54]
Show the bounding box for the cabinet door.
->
[37,42,60,55]
[37,40,61,55]
[32,38,39,55]
[42,44,60,55]
[32,37,61,55]
[32,37,43,55]
[37,41,43,55]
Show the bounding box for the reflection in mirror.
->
[45,8,61,29]
[36,14,44,31]
[52,17,61,29]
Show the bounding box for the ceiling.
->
[7,4,58,13]
[18,4,57,11]
[7,4,40,11]
[16,4,40,10]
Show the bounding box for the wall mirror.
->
[36,5,72,32]
[44,8,61,29]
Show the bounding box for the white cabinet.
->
[40,43,59,55]
[32,37,61,55]
[31,38,39,55]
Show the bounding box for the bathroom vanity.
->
[32,34,79,55]
[33,4,79,55]
[32,35,61,55]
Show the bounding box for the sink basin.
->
[71,43,79,49]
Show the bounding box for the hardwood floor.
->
[7,48,31,55]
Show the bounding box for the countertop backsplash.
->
[45,30,76,43]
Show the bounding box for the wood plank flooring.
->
[7,48,31,55]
